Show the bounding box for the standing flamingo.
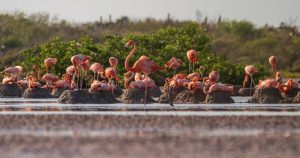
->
[269,56,277,73]
[187,50,197,73]
[44,58,57,73]
[243,65,257,88]
[89,63,104,80]
[124,40,162,104]
[70,54,91,89]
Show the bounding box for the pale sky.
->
[0,0,300,26]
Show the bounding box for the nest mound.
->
[248,87,282,104]
[0,83,23,97]
[205,91,234,103]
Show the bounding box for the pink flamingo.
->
[2,75,14,84]
[165,57,183,75]
[105,67,119,85]
[1,66,23,82]
[109,57,118,70]
[187,76,203,94]
[53,74,72,89]
[124,40,162,104]
[243,65,257,89]
[269,56,277,73]
[258,72,282,89]
[42,73,58,89]
[187,50,197,73]
[44,58,57,73]
[70,54,91,89]
[90,80,115,92]
[89,63,104,80]
[66,66,76,76]
[124,72,145,89]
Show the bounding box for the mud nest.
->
[119,88,156,104]
[51,88,70,98]
[248,87,283,104]
[173,90,206,104]
[0,83,23,97]
[205,91,234,103]
[23,88,53,98]
[281,88,299,103]
[58,89,119,104]
[292,90,300,103]
[158,86,187,104]
[239,88,256,96]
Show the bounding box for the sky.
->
[0,0,300,26]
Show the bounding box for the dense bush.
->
[21,22,265,86]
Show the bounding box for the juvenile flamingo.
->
[44,58,57,73]
[124,40,162,104]
[269,56,277,73]
[187,50,197,73]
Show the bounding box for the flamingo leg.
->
[192,62,195,72]
[189,63,191,74]
[144,73,148,106]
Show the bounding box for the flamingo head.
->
[109,57,118,66]
[125,40,136,48]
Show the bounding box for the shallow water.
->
[0,97,299,115]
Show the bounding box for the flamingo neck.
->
[124,72,134,89]
[125,44,137,72]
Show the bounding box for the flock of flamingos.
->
[1,40,299,102]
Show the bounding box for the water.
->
[0,97,299,115]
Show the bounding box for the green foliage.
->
[21,22,254,86]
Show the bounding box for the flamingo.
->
[53,74,72,89]
[44,58,57,73]
[70,54,91,89]
[279,79,299,93]
[187,76,203,94]
[1,66,23,82]
[42,73,58,89]
[124,72,145,89]
[258,72,282,89]
[124,40,162,104]
[109,57,118,70]
[269,56,277,73]
[89,63,104,80]
[104,67,119,93]
[243,65,257,89]
[90,80,116,92]
[164,57,183,75]
[187,50,197,73]
[2,75,14,84]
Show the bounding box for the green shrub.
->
[21,22,266,86]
